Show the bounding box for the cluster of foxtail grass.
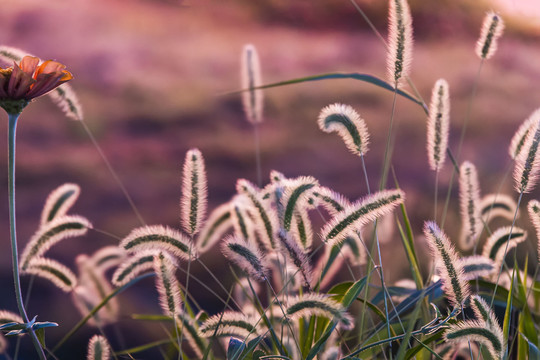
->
[0,2,539,360]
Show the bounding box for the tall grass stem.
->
[7,113,46,360]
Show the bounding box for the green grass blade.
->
[301,316,316,359]
[395,300,423,360]
[225,72,425,109]
[115,339,173,355]
[503,270,515,355]
[404,332,444,360]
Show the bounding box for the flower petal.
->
[19,56,39,75]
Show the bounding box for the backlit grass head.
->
[427,79,450,172]
[459,161,482,251]
[387,0,413,86]
[513,108,540,193]
[475,11,504,60]
[241,44,263,125]
[424,221,470,307]
[318,103,370,157]
[181,148,208,236]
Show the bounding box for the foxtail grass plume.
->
[241,44,263,124]
[236,179,278,250]
[196,203,232,254]
[481,226,526,270]
[277,229,312,286]
[0,46,83,120]
[470,295,499,328]
[528,200,540,261]
[458,255,496,281]
[321,189,404,246]
[386,0,413,86]
[21,215,91,270]
[285,293,354,330]
[154,252,182,316]
[480,193,518,223]
[514,110,540,193]
[291,207,313,250]
[121,225,196,260]
[89,246,127,273]
[437,342,479,360]
[459,161,482,251]
[199,311,262,339]
[317,103,370,157]
[424,221,470,307]
[312,186,351,216]
[509,108,540,160]
[0,310,24,325]
[475,12,504,60]
[40,183,80,226]
[222,236,268,281]
[444,320,504,360]
[427,79,450,171]
[280,176,318,231]
[87,335,111,360]
[22,257,77,292]
[231,195,257,242]
[112,250,162,286]
[181,148,208,236]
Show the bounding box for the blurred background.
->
[0,0,539,357]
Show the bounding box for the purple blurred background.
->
[0,0,539,357]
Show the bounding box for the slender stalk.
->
[434,170,439,222]
[378,86,400,358]
[7,113,46,360]
[440,61,484,228]
[178,239,195,360]
[253,123,262,187]
[380,88,399,190]
[489,191,524,308]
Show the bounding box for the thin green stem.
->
[434,170,439,222]
[253,123,262,187]
[440,61,484,228]
[489,191,524,308]
[380,88,399,191]
[7,113,46,360]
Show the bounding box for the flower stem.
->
[7,113,46,360]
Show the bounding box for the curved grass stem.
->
[7,113,46,360]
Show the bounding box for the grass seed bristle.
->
[458,161,482,251]
[87,335,111,360]
[475,11,504,60]
[241,44,263,124]
[424,221,470,306]
[181,148,208,236]
[121,225,196,260]
[386,0,413,86]
[427,79,450,171]
[317,103,370,157]
[21,215,91,270]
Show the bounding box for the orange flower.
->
[0,56,72,114]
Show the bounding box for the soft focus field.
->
[0,0,539,357]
